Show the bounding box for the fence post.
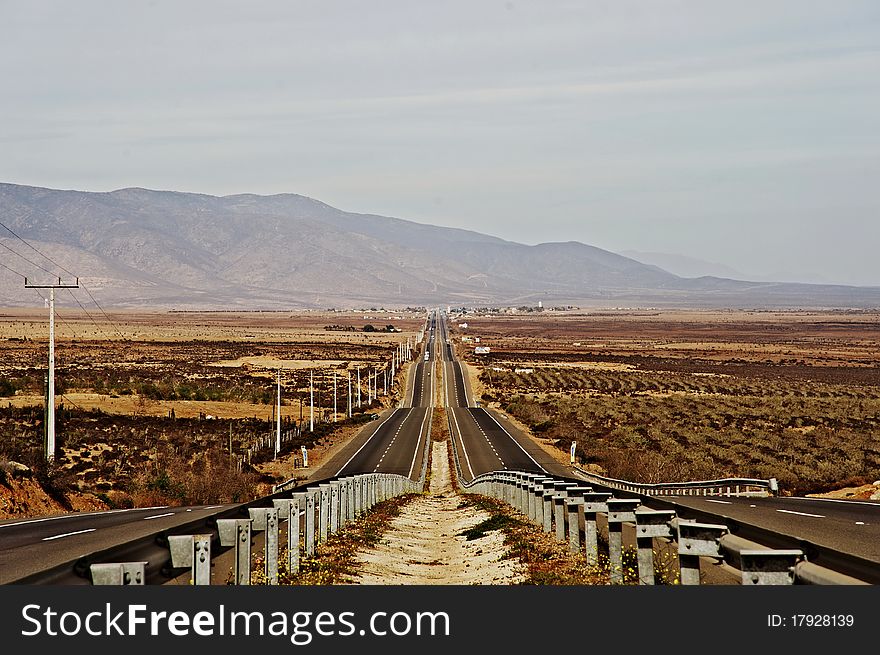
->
[90,562,147,586]
[607,498,640,584]
[168,534,212,585]
[676,521,727,585]
[634,509,675,585]
[217,518,253,585]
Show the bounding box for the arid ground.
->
[0,308,424,516]
[450,309,880,497]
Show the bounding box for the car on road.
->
[369,413,379,420]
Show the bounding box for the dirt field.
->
[449,310,880,495]
[353,440,522,584]
[0,309,426,514]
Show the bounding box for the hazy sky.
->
[2,1,879,285]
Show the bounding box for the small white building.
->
[474,346,491,355]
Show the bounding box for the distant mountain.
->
[619,250,752,281]
[1,182,878,309]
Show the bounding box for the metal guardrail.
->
[84,472,421,586]
[572,466,779,498]
[455,469,870,585]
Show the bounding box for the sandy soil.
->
[352,440,523,585]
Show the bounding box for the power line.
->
[0,219,75,278]
[0,218,128,341]
[64,287,103,334]
[31,289,79,339]
[0,259,26,279]
[0,240,57,277]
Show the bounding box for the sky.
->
[1,0,879,285]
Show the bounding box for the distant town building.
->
[460,322,468,328]
[514,367,534,374]
[474,346,491,355]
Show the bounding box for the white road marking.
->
[449,407,475,479]
[42,528,96,541]
[204,505,225,510]
[776,509,825,518]
[144,512,176,520]
[0,506,169,529]
[797,496,880,507]
[335,408,401,476]
[480,408,547,473]
[704,499,732,505]
[408,406,431,479]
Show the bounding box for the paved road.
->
[315,311,435,480]
[0,312,437,584]
[0,503,236,584]
[438,312,569,481]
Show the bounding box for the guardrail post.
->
[552,482,577,542]
[581,491,611,566]
[277,496,302,574]
[168,534,212,585]
[305,490,317,556]
[676,521,727,585]
[539,481,555,533]
[249,507,279,584]
[218,518,253,585]
[563,486,590,552]
[740,549,803,585]
[318,484,330,543]
[330,483,341,534]
[526,476,539,522]
[634,509,675,585]
[339,480,349,527]
[90,562,147,586]
[607,498,640,584]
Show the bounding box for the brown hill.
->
[1,182,878,309]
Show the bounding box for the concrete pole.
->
[309,370,314,432]
[275,368,281,458]
[347,371,352,418]
[47,288,55,462]
[383,369,387,396]
[357,367,361,407]
[333,371,337,422]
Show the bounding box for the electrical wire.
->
[0,218,128,340]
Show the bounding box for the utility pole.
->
[383,369,387,396]
[309,370,314,432]
[347,371,352,418]
[25,277,78,462]
[275,368,281,459]
[333,371,337,422]
[357,366,361,408]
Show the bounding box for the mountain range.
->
[1,182,878,309]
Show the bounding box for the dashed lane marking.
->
[144,512,176,520]
[42,528,96,541]
[776,509,825,518]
